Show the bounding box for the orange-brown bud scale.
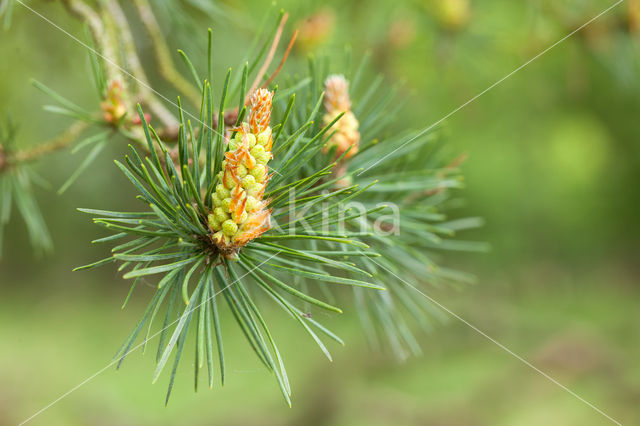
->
[249,88,273,134]
[208,89,275,258]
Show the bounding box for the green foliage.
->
[0,3,482,405]
[340,61,487,359]
[0,116,53,256]
[273,53,487,360]
[76,58,389,402]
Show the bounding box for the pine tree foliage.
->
[0,2,484,404]
[76,52,385,403]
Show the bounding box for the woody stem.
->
[7,121,90,165]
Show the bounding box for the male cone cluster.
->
[322,74,360,159]
[208,88,274,257]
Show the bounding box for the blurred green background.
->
[1,0,639,425]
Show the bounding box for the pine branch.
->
[2,1,483,404]
[76,49,388,400]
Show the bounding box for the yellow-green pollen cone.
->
[208,88,274,258]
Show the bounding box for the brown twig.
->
[102,0,178,130]
[0,146,7,172]
[443,151,469,171]
[62,0,119,83]
[7,121,90,165]
[132,0,201,106]
[262,29,299,89]
[245,13,289,104]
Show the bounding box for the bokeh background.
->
[1,0,639,425]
